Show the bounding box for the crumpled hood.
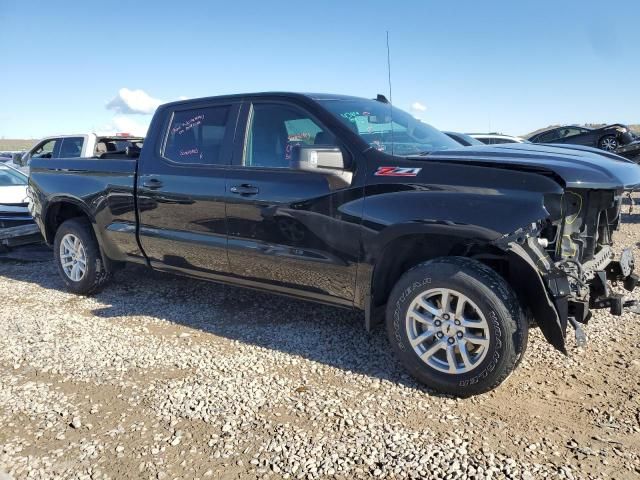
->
[424,143,640,190]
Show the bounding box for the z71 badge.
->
[374,166,422,177]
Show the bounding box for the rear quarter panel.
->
[29,158,141,262]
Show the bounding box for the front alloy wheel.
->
[386,257,528,396]
[406,288,490,375]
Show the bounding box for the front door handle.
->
[230,184,259,195]
[142,178,163,190]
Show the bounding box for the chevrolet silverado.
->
[28,93,640,396]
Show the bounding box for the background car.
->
[12,133,144,169]
[0,151,20,162]
[616,139,640,162]
[528,124,636,151]
[0,163,41,250]
[468,133,531,145]
[444,131,485,146]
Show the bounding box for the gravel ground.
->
[1,208,639,479]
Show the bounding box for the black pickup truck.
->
[28,93,640,396]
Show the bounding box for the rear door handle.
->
[230,184,259,195]
[142,178,163,190]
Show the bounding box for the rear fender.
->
[43,196,97,243]
[43,197,120,272]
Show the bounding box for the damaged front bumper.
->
[496,225,638,354]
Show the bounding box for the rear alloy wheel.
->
[59,233,87,282]
[599,135,618,151]
[54,218,112,294]
[386,257,528,396]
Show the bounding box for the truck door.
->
[224,100,362,305]
[24,137,63,165]
[137,100,240,278]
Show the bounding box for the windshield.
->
[318,98,460,156]
[0,165,27,186]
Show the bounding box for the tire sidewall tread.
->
[386,256,528,397]
[53,218,112,295]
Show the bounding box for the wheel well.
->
[371,235,509,309]
[45,202,90,243]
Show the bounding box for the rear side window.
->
[164,106,230,164]
[537,129,561,142]
[59,137,84,158]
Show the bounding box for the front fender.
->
[364,221,501,264]
[506,242,567,353]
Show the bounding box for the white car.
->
[468,133,531,145]
[0,163,41,249]
[12,133,144,169]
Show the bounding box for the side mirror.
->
[12,152,25,167]
[290,145,346,172]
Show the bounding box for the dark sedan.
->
[529,124,637,152]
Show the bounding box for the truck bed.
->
[28,157,142,264]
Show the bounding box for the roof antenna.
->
[386,30,394,155]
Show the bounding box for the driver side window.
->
[33,138,61,159]
[244,103,336,169]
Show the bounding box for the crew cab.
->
[28,93,640,396]
[13,133,144,169]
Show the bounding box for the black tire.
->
[598,135,618,151]
[386,257,528,397]
[53,218,112,295]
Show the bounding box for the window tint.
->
[476,137,492,145]
[164,106,230,164]
[59,137,84,158]
[537,129,561,142]
[558,127,583,138]
[245,104,335,168]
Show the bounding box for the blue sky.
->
[1,0,638,138]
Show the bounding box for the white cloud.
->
[100,115,150,137]
[106,88,163,115]
[411,102,427,112]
